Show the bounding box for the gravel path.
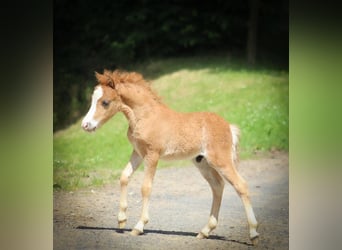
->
[54,151,288,249]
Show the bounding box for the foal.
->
[81,70,259,245]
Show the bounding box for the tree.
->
[246,0,260,65]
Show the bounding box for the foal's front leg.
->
[118,151,142,228]
[131,153,158,235]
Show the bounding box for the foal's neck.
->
[118,83,168,130]
[119,99,167,131]
[119,104,137,130]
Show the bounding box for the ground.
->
[53,151,288,250]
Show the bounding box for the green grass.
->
[54,55,288,190]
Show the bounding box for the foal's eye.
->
[101,100,110,107]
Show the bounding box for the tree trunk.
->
[246,0,259,65]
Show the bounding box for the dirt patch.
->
[54,151,288,249]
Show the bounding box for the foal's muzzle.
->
[81,121,97,132]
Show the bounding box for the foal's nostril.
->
[82,122,89,130]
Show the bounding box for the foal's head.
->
[82,69,157,132]
[81,71,122,132]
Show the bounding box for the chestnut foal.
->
[81,70,259,245]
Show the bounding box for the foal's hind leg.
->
[192,157,225,239]
[118,151,142,228]
[213,159,259,245]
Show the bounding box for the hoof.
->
[130,228,143,236]
[196,232,208,239]
[118,220,126,229]
[251,235,259,246]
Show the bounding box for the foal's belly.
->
[160,144,202,161]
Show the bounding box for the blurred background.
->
[54,0,288,131]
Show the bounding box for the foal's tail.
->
[230,124,240,165]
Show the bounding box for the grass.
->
[54,55,288,190]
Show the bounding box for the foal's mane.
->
[98,69,162,103]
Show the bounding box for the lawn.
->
[54,55,288,190]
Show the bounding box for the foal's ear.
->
[94,71,115,89]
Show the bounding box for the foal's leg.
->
[118,150,143,228]
[131,153,158,235]
[215,161,259,245]
[193,158,225,239]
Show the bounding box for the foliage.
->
[53,55,288,190]
[53,0,288,130]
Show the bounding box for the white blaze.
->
[82,86,103,130]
